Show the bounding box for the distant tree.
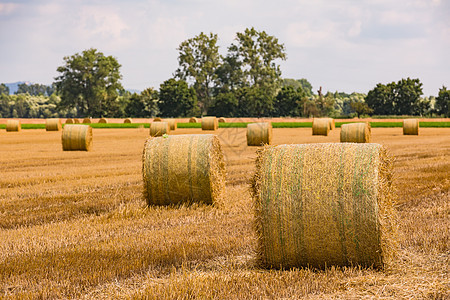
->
[274,86,306,117]
[0,83,9,95]
[209,91,238,117]
[214,54,244,92]
[435,86,450,117]
[158,79,198,117]
[282,79,313,96]
[16,83,48,96]
[349,101,373,118]
[54,48,123,117]
[0,94,11,117]
[394,78,423,115]
[125,88,159,117]
[303,99,320,117]
[237,86,273,117]
[365,82,396,115]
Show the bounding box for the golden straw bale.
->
[45,118,62,131]
[403,119,419,135]
[98,118,108,123]
[61,125,93,151]
[252,143,396,269]
[6,120,21,132]
[247,122,273,146]
[153,117,162,122]
[202,116,218,131]
[65,118,74,124]
[312,118,330,136]
[167,119,177,130]
[326,118,335,130]
[73,119,81,124]
[218,117,226,123]
[124,118,132,123]
[142,134,226,206]
[82,117,92,124]
[150,121,170,137]
[340,122,371,143]
[189,117,198,123]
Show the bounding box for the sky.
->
[0,0,449,96]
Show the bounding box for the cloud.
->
[0,2,19,15]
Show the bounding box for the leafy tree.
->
[303,99,320,117]
[16,83,47,96]
[394,78,423,115]
[435,86,450,117]
[0,94,11,117]
[236,86,273,117]
[365,82,396,115]
[274,86,306,116]
[209,91,238,117]
[54,48,123,117]
[125,88,159,117]
[282,79,313,96]
[158,79,198,117]
[0,83,9,95]
[214,54,244,92]
[175,32,220,114]
[349,101,373,118]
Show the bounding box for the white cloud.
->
[0,2,19,15]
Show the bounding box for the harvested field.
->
[0,127,448,298]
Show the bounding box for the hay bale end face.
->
[167,119,177,131]
[189,117,198,123]
[150,121,170,137]
[403,119,419,135]
[218,117,226,123]
[142,134,226,206]
[252,143,395,269]
[6,120,21,132]
[98,118,108,123]
[202,116,218,131]
[82,118,92,124]
[340,122,371,143]
[153,117,162,122]
[247,122,273,146]
[124,118,132,123]
[45,118,62,131]
[65,118,74,124]
[312,118,330,136]
[61,125,93,151]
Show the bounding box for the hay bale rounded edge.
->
[6,120,21,132]
[189,117,198,123]
[251,143,396,269]
[202,116,218,131]
[403,119,419,135]
[82,117,92,124]
[167,119,177,131]
[142,134,226,206]
[98,118,108,123]
[218,117,226,123]
[153,117,162,122]
[73,119,81,124]
[124,118,132,123]
[45,118,62,131]
[340,122,371,143]
[247,122,272,146]
[61,125,93,151]
[312,118,330,136]
[150,121,170,137]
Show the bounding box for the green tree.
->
[237,86,273,117]
[0,83,9,95]
[16,83,48,96]
[158,79,198,117]
[125,88,159,117]
[274,86,306,116]
[282,78,313,96]
[435,86,450,117]
[394,78,423,115]
[54,48,123,117]
[349,101,373,118]
[365,82,396,115]
[209,91,238,117]
[175,32,220,114]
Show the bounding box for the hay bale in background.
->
[403,119,419,135]
[218,117,226,123]
[189,117,198,123]
[98,118,108,123]
[202,116,218,131]
[150,121,170,137]
[61,125,93,151]
[65,119,74,124]
[142,134,226,206]
[247,122,272,146]
[82,118,92,124]
[153,117,162,122]
[252,143,395,269]
[73,119,81,124]
[340,122,371,143]
[312,118,330,136]
[45,118,62,131]
[124,118,132,123]
[326,118,335,130]
[167,119,177,131]
[6,120,21,132]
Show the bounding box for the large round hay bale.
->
[167,119,177,131]
[252,143,395,269]
[189,117,198,123]
[340,122,371,143]
[218,117,226,123]
[73,119,81,124]
[403,119,419,135]
[202,116,218,131]
[312,118,330,136]
[6,120,21,132]
[61,125,93,151]
[65,118,74,124]
[82,117,92,124]
[247,122,272,146]
[124,118,132,123]
[142,134,226,206]
[150,121,170,137]
[153,117,162,122]
[45,118,62,131]
[98,118,108,123]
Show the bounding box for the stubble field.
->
[0,126,448,299]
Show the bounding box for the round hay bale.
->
[189,117,198,123]
[202,116,218,131]
[403,119,419,135]
[153,117,162,122]
[45,118,62,131]
[82,117,92,124]
[124,118,132,123]
[142,134,226,206]
[6,120,21,132]
[340,122,371,143]
[218,117,226,123]
[167,119,177,131]
[150,121,170,137]
[247,122,273,146]
[98,118,108,123]
[252,143,395,269]
[65,118,74,124]
[326,118,335,130]
[73,119,81,124]
[312,118,330,136]
[61,125,93,151]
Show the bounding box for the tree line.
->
[1,27,449,118]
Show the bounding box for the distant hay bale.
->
[312,118,330,136]
[45,118,62,131]
[252,143,396,269]
[340,122,371,143]
[142,134,226,206]
[61,125,93,151]
[65,118,74,124]
[82,117,92,124]
[326,118,335,130]
[73,119,81,124]
[124,118,132,123]
[167,119,177,131]
[247,122,273,146]
[189,117,198,123]
[6,120,21,132]
[153,117,162,122]
[202,116,218,131]
[150,121,170,137]
[218,117,226,123]
[403,119,419,135]
[98,118,108,123]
